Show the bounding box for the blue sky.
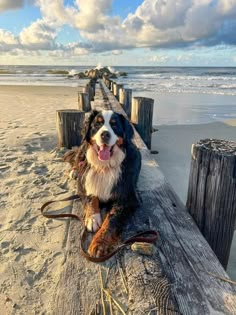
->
[0,0,236,66]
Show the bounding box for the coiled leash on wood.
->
[40,195,158,263]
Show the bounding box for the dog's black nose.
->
[101,131,111,143]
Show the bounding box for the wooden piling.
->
[110,80,113,92]
[78,92,91,112]
[82,85,89,97]
[56,110,85,149]
[89,79,96,100]
[119,88,132,119]
[131,97,154,149]
[113,83,123,101]
[83,82,94,102]
[106,78,111,90]
[112,82,117,96]
[186,139,236,269]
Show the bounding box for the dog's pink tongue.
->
[98,145,110,161]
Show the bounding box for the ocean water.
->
[0,65,89,87]
[1,65,236,125]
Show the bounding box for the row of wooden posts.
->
[103,76,154,149]
[100,76,236,270]
[56,77,236,270]
[57,77,155,149]
[56,79,95,149]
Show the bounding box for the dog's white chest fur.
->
[85,167,120,202]
[85,145,125,202]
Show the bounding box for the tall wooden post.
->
[114,84,123,101]
[83,83,94,102]
[106,79,111,90]
[186,139,236,269]
[110,80,113,92]
[119,88,132,119]
[89,79,96,100]
[131,97,154,149]
[56,110,85,149]
[82,85,89,98]
[78,92,91,112]
[112,82,117,96]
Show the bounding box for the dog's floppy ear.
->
[63,147,78,164]
[82,110,99,142]
[118,113,134,145]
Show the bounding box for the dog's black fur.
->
[64,110,141,257]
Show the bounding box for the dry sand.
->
[0,86,80,314]
[152,121,236,279]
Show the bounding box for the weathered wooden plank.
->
[54,81,236,315]
[186,139,236,268]
[52,202,106,315]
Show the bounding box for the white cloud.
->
[0,29,18,45]
[112,50,123,55]
[0,29,19,51]
[74,0,114,32]
[149,55,169,63]
[1,0,236,61]
[35,0,117,32]
[35,0,76,26]
[0,0,23,12]
[134,0,191,30]
[19,19,57,50]
[78,0,236,51]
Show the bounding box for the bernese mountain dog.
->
[64,110,141,258]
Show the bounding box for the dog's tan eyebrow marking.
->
[97,116,104,123]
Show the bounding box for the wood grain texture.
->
[112,82,117,96]
[186,139,236,268]
[119,88,132,119]
[131,97,154,150]
[115,84,123,102]
[53,81,236,315]
[78,92,91,112]
[56,110,85,149]
[112,82,123,101]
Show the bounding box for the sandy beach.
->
[0,85,235,314]
[0,86,80,314]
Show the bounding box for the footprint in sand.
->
[0,164,10,171]
[30,164,48,175]
[1,241,11,249]
[4,156,18,162]
[14,246,37,262]
[16,166,28,175]
[13,159,34,175]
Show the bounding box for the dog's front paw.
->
[85,213,102,232]
[88,230,119,258]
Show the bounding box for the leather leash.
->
[40,195,158,263]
